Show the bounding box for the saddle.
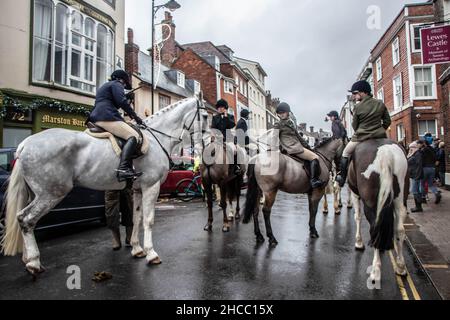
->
[85,122,148,158]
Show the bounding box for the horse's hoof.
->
[148,257,162,265]
[347,205,353,209]
[235,214,241,220]
[335,210,341,215]
[133,251,147,259]
[26,265,45,278]
[339,204,343,208]
[256,235,265,243]
[269,239,279,248]
[310,231,320,239]
[355,245,365,251]
[204,225,212,232]
[222,226,230,233]
[323,210,328,215]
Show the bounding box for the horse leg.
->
[253,192,264,243]
[228,197,235,220]
[369,249,382,286]
[18,197,64,275]
[308,189,324,238]
[333,182,341,215]
[352,192,365,251]
[131,189,146,258]
[393,197,407,276]
[220,185,231,232]
[203,181,214,232]
[262,191,278,247]
[347,187,353,209]
[323,194,329,214]
[235,182,241,220]
[142,182,162,265]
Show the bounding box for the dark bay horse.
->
[201,142,247,232]
[243,138,343,246]
[348,139,408,284]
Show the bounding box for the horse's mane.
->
[145,97,195,121]
[314,137,334,150]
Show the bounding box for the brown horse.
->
[243,138,343,245]
[347,139,409,285]
[201,142,247,232]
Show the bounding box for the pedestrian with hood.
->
[408,141,424,213]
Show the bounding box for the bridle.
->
[141,99,206,169]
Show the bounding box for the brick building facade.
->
[371,2,443,147]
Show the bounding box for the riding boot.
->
[411,195,423,213]
[111,228,121,251]
[310,159,323,189]
[125,226,133,247]
[336,157,349,188]
[116,137,142,182]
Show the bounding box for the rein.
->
[315,149,333,172]
[141,99,205,170]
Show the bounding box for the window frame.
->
[376,57,382,81]
[417,119,438,138]
[393,74,403,110]
[377,87,385,103]
[392,37,400,66]
[412,65,436,100]
[410,23,424,53]
[31,0,116,96]
[396,123,405,141]
[103,0,116,9]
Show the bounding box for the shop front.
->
[0,89,91,148]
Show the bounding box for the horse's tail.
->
[370,148,395,251]
[243,164,260,224]
[1,159,31,256]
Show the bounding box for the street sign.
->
[421,25,450,64]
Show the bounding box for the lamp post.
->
[151,0,181,115]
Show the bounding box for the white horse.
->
[1,96,207,275]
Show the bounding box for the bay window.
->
[32,0,115,94]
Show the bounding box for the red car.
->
[160,156,201,196]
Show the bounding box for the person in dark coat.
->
[88,70,144,182]
[211,99,235,143]
[236,109,251,152]
[274,102,323,189]
[408,141,424,212]
[336,80,391,187]
[437,142,446,186]
[327,110,347,140]
[422,135,442,204]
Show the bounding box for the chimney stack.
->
[160,11,178,67]
[310,126,314,133]
[125,28,140,75]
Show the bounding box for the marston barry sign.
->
[421,25,450,64]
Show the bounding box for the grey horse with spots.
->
[1,97,207,276]
[243,138,343,246]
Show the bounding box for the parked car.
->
[0,148,105,239]
[159,156,200,196]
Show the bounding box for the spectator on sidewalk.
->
[437,142,446,187]
[105,187,134,250]
[422,134,442,204]
[408,141,424,213]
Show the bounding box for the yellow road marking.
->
[406,273,421,300]
[389,251,409,300]
[423,264,449,269]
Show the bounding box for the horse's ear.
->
[196,90,204,102]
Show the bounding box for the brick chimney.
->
[310,126,314,133]
[125,28,140,75]
[298,123,307,132]
[160,11,178,67]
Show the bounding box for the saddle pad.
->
[84,130,150,156]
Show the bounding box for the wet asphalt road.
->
[0,192,441,300]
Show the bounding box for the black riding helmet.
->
[216,99,229,109]
[111,70,132,90]
[276,102,291,114]
[240,109,250,118]
[349,80,372,94]
[327,110,339,119]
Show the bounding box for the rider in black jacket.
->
[88,70,144,182]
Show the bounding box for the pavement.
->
[406,186,450,300]
[0,191,441,300]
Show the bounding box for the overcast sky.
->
[125,0,426,130]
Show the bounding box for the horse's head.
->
[179,94,209,156]
[314,138,344,167]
